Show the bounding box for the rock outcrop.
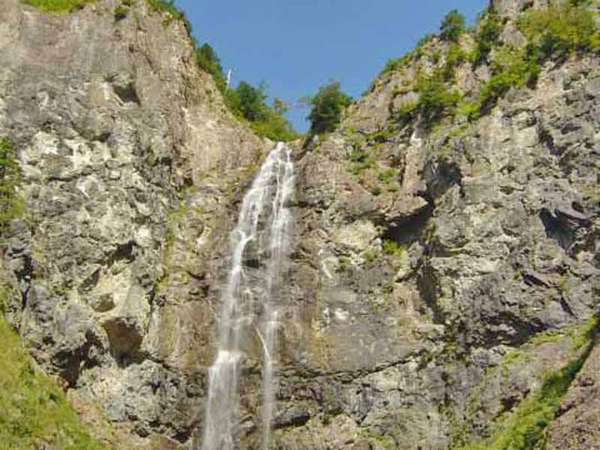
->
[0,0,598,449]
[0,0,268,447]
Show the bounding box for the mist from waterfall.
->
[201,143,295,450]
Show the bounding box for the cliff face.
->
[269,0,600,448]
[0,0,598,449]
[0,0,268,447]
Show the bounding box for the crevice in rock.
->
[382,202,434,246]
[107,240,136,267]
[539,208,575,251]
[112,81,141,105]
[423,158,462,201]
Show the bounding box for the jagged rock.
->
[0,0,598,448]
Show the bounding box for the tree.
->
[235,81,268,122]
[440,9,466,42]
[308,81,352,134]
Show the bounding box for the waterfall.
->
[201,143,295,450]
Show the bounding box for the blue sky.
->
[176,0,488,131]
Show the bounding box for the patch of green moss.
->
[21,0,94,13]
[0,290,111,449]
[382,240,407,258]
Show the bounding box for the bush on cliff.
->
[308,81,352,134]
[440,9,466,42]
[519,1,600,60]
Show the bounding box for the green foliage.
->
[519,2,600,60]
[440,9,466,42]
[417,33,437,49]
[443,43,467,80]
[225,82,298,141]
[145,0,184,18]
[472,7,504,64]
[0,138,24,237]
[308,81,352,135]
[362,248,379,264]
[394,100,419,126]
[0,292,111,449]
[233,81,268,122]
[459,319,597,450]
[383,240,406,257]
[478,46,540,112]
[248,109,299,142]
[194,43,298,141]
[348,144,375,175]
[114,4,129,21]
[196,44,227,92]
[415,73,461,128]
[377,168,398,185]
[22,0,94,13]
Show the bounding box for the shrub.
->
[478,46,540,112]
[443,43,467,80]
[114,4,129,21]
[225,82,298,141]
[519,2,600,60]
[22,0,94,13]
[472,7,504,64]
[440,9,466,42]
[308,81,352,134]
[415,74,461,127]
[377,168,398,184]
[0,138,24,236]
[196,43,227,92]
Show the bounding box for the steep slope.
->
[269,0,599,448]
[0,0,598,449]
[0,0,269,448]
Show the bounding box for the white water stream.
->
[201,143,295,450]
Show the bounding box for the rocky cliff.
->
[0,0,598,449]
[0,0,269,448]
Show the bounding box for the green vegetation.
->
[348,144,375,176]
[383,240,406,257]
[225,82,299,141]
[114,4,129,21]
[443,43,467,80]
[308,81,353,135]
[440,9,466,42]
[472,7,504,65]
[459,317,598,450]
[478,46,541,113]
[195,45,298,141]
[0,291,110,449]
[196,43,227,93]
[0,138,24,236]
[22,0,94,13]
[377,168,398,185]
[146,0,185,19]
[519,1,600,60]
[466,1,599,117]
[414,73,462,128]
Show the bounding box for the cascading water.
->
[201,143,295,450]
